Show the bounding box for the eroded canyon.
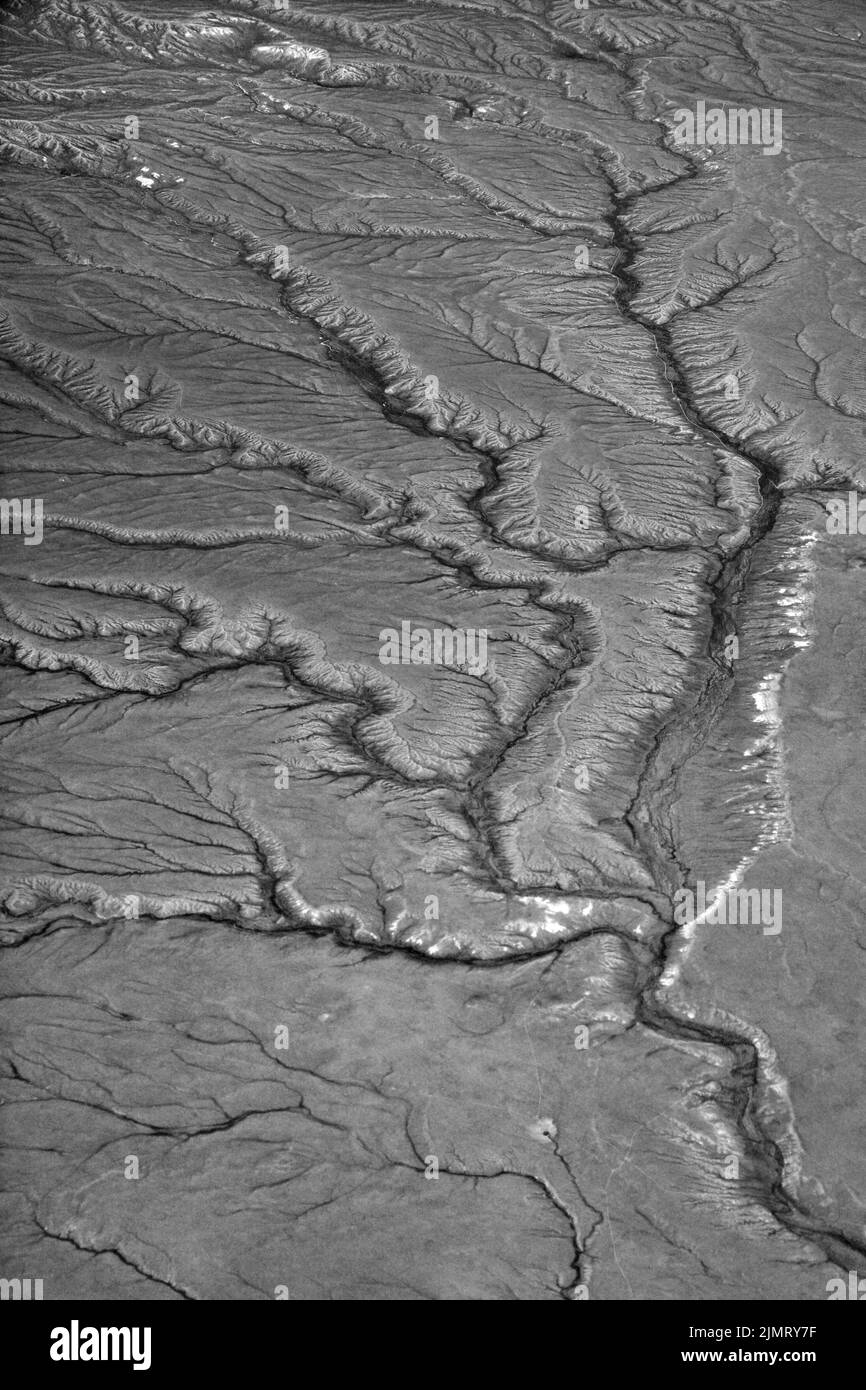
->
[1,0,864,1301]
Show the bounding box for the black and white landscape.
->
[1,0,864,1302]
